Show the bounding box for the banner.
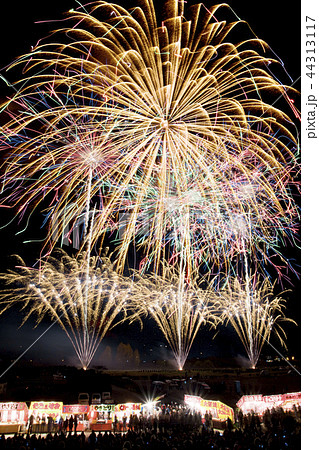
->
[29,401,63,418]
[236,392,301,414]
[200,399,234,422]
[236,395,263,410]
[184,395,202,408]
[115,403,141,413]
[92,404,115,412]
[0,403,27,411]
[184,395,234,421]
[62,405,89,414]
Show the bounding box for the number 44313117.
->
[306,16,316,79]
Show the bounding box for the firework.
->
[1,0,299,274]
[126,264,223,370]
[219,275,296,369]
[0,0,300,370]
[118,163,299,278]
[0,249,132,369]
[0,86,122,254]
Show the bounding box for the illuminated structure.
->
[236,392,301,415]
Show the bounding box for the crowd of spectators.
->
[0,405,301,449]
[116,404,203,433]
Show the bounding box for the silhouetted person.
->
[73,415,78,434]
[68,415,74,433]
[27,415,34,434]
[63,418,68,434]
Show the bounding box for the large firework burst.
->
[0,0,300,369]
[119,164,299,277]
[1,0,299,275]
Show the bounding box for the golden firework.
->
[0,249,132,369]
[1,0,299,276]
[125,263,223,370]
[219,275,296,368]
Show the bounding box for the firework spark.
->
[126,264,223,370]
[118,163,299,278]
[0,249,132,369]
[219,275,296,369]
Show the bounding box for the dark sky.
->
[0,0,301,371]
[0,1,300,75]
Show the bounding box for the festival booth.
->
[28,401,63,433]
[114,403,142,431]
[89,404,115,431]
[62,405,90,431]
[0,402,28,434]
[236,392,301,415]
[184,395,201,411]
[279,392,301,411]
[184,395,234,429]
[200,399,234,422]
[90,403,142,432]
[236,395,265,415]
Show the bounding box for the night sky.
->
[0,0,301,370]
